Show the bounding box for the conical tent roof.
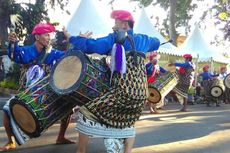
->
[180,25,229,63]
[66,0,111,38]
[134,9,180,55]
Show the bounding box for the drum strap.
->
[126,35,138,66]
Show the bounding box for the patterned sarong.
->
[202,79,214,99]
[173,68,194,98]
[81,52,147,128]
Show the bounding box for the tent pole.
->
[194,54,199,88]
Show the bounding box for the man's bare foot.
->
[150,110,160,114]
[56,138,75,145]
[0,142,16,151]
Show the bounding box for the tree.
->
[201,0,230,42]
[0,0,69,51]
[130,0,200,46]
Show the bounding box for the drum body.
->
[224,73,230,89]
[148,72,179,104]
[210,79,225,98]
[50,50,111,105]
[9,66,76,137]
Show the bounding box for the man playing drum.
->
[1,23,74,151]
[146,52,167,114]
[171,54,195,112]
[199,65,220,107]
[63,10,160,153]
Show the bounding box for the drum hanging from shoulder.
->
[49,50,111,105]
[9,65,76,137]
[224,73,230,89]
[148,72,179,104]
[210,78,225,98]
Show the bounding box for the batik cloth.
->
[76,52,147,138]
[173,68,194,98]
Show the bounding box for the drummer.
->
[171,54,195,112]
[63,10,160,153]
[1,23,73,151]
[199,65,219,106]
[146,52,167,113]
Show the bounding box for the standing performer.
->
[0,23,73,151]
[146,52,167,113]
[199,65,219,106]
[63,10,160,153]
[171,54,195,112]
[219,66,230,104]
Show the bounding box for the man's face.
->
[35,33,52,48]
[152,59,158,65]
[112,19,130,31]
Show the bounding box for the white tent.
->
[134,9,181,55]
[179,25,229,64]
[66,0,111,38]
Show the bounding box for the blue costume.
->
[8,43,64,66]
[175,61,194,69]
[173,61,195,98]
[199,72,219,81]
[145,62,167,76]
[71,29,161,141]
[69,29,160,54]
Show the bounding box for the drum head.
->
[224,73,230,89]
[9,98,40,137]
[50,50,86,94]
[210,86,223,98]
[164,64,176,73]
[147,87,161,104]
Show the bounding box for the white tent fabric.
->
[66,0,111,38]
[134,9,181,55]
[180,25,229,63]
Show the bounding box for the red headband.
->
[183,54,192,59]
[32,23,56,35]
[111,10,134,22]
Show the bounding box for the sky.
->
[15,0,229,51]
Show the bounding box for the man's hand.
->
[8,32,18,43]
[62,27,71,41]
[79,31,93,38]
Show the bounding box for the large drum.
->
[49,50,111,104]
[210,78,225,98]
[224,73,230,89]
[9,65,76,137]
[148,72,179,103]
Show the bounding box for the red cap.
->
[203,65,209,71]
[111,10,134,22]
[149,52,160,61]
[220,66,226,71]
[183,54,192,59]
[32,23,56,35]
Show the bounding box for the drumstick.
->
[160,39,173,46]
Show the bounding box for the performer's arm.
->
[145,62,153,76]
[160,66,167,73]
[148,37,160,51]
[45,49,65,66]
[7,43,31,64]
[69,33,115,55]
[175,62,191,68]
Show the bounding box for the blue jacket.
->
[8,43,64,66]
[199,72,219,81]
[145,62,167,76]
[175,61,194,69]
[69,29,160,55]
